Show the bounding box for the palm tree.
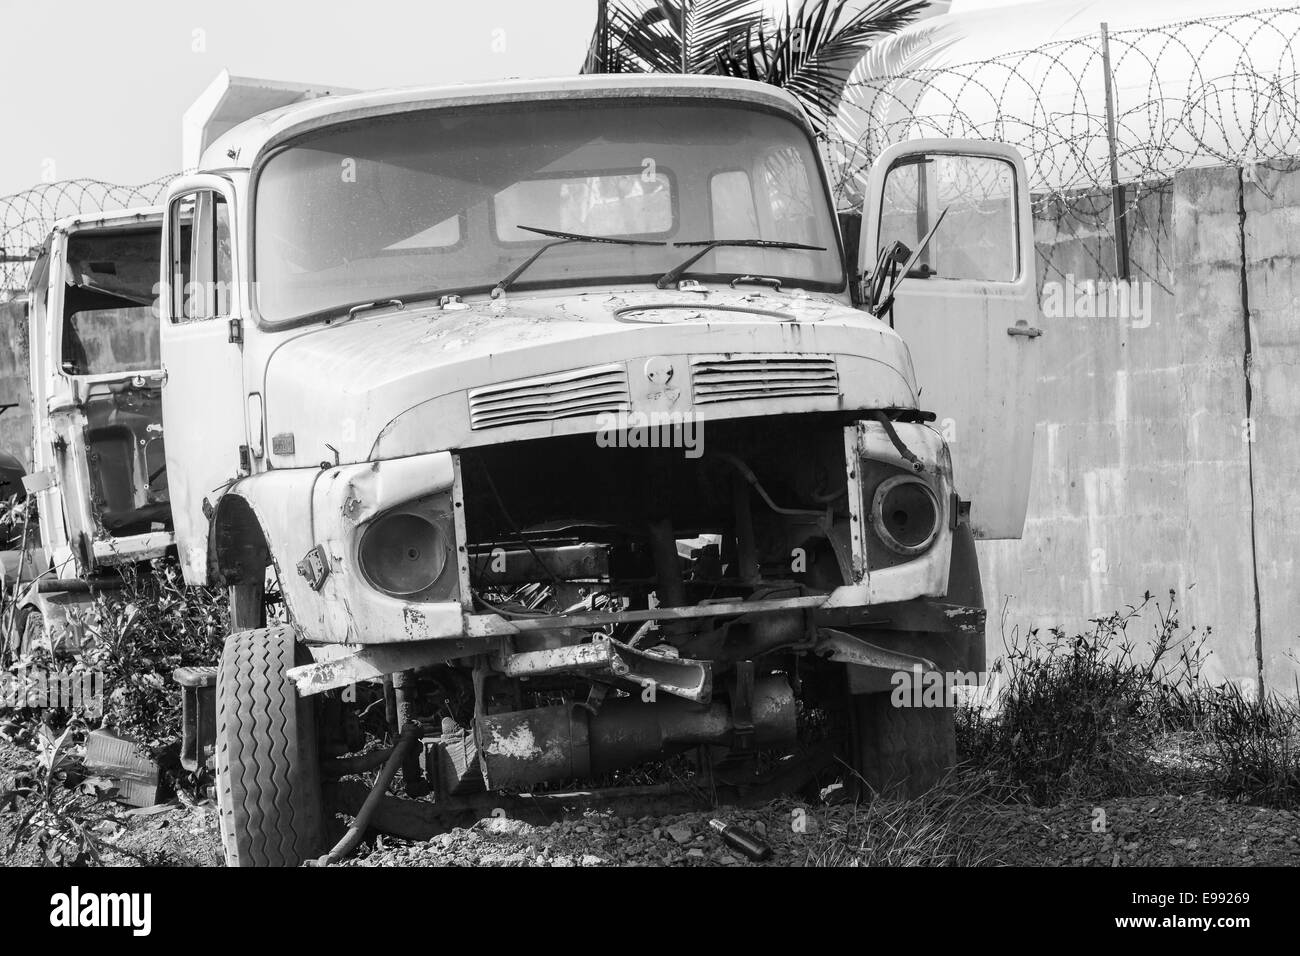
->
[583,0,929,136]
[583,1,765,75]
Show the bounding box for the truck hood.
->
[259,287,918,467]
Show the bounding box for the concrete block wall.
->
[980,162,1298,693]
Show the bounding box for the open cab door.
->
[860,139,1041,539]
[159,176,251,585]
[28,209,173,577]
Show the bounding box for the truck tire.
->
[852,692,956,799]
[215,626,324,867]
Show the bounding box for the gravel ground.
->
[342,793,1300,867]
[2,740,1297,867]
[985,793,1300,866]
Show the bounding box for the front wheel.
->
[215,626,324,867]
[851,692,956,799]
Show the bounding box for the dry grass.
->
[800,768,1011,866]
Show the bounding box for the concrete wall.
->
[1243,163,1300,694]
[980,161,1299,694]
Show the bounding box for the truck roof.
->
[201,74,811,172]
[48,205,163,237]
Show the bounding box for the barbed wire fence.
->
[0,176,176,292]
[830,7,1300,289]
[3,10,1298,295]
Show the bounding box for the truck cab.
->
[19,208,171,653]
[157,75,1039,866]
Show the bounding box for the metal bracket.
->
[296,545,331,591]
[729,661,755,752]
[287,638,495,697]
[497,636,712,703]
[813,627,937,672]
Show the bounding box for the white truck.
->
[39,74,1042,866]
[15,208,170,657]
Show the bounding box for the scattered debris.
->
[666,824,693,845]
[83,728,173,808]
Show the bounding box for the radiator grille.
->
[690,353,839,405]
[469,364,630,429]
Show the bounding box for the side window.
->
[169,190,232,322]
[879,154,1018,282]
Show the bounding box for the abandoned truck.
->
[13,208,170,658]
[157,75,1040,866]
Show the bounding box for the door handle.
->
[1007,324,1043,338]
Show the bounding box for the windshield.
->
[61,227,162,375]
[253,99,843,324]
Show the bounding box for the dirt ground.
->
[338,794,1300,867]
[0,740,223,867]
[2,740,1297,867]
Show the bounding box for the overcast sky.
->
[0,0,597,193]
[0,0,1018,196]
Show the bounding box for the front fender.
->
[825,420,954,607]
[219,451,469,644]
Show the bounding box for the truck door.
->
[861,139,1041,539]
[159,176,249,584]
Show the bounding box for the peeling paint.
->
[486,723,542,759]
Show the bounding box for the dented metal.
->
[151,76,1037,806]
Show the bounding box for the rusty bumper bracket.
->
[812,627,937,672]
[497,636,712,704]
[287,638,498,697]
[814,599,985,636]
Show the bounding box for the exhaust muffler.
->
[438,674,796,790]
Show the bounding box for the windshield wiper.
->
[655,239,825,290]
[868,205,948,317]
[491,225,666,298]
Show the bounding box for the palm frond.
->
[717,0,928,133]
[855,22,956,82]
[612,3,683,73]
[684,0,766,72]
[584,0,766,75]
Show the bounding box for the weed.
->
[0,719,121,866]
[959,591,1300,809]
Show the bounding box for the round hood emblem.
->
[644,357,675,386]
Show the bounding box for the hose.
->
[714,453,824,518]
[313,721,421,866]
[869,410,925,473]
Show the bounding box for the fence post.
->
[1100,21,1131,280]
